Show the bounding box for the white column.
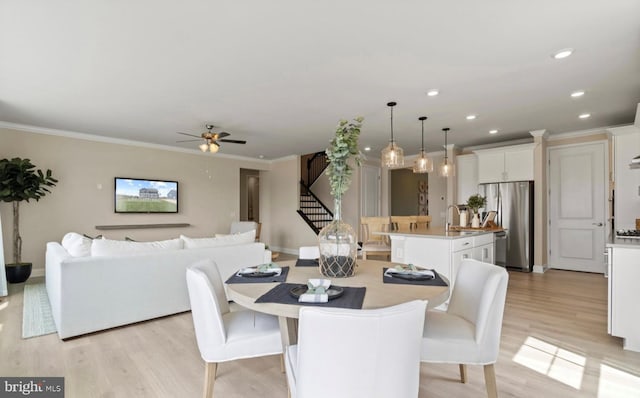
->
[0,211,7,297]
[530,129,548,273]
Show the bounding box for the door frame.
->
[546,139,609,272]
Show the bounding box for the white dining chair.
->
[285,300,427,398]
[186,259,283,398]
[298,246,320,259]
[421,259,509,398]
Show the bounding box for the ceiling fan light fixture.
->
[209,142,220,153]
[382,101,405,168]
[199,142,209,152]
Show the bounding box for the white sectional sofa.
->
[45,233,270,339]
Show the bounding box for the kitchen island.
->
[606,237,640,352]
[376,227,498,301]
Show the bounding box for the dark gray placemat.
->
[255,283,366,309]
[382,268,448,286]
[295,259,319,267]
[225,266,290,284]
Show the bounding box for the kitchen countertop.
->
[375,226,499,240]
[607,236,640,249]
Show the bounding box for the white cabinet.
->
[610,126,640,230]
[456,153,478,204]
[391,233,495,296]
[475,143,536,183]
[608,246,640,352]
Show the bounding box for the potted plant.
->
[318,117,364,277]
[0,158,57,283]
[466,194,487,228]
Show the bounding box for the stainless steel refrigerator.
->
[478,181,534,271]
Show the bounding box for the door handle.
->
[592,222,604,227]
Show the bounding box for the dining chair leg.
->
[459,364,467,383]
[203,362,217,398]
[362,251,368,260]
[483,364,498,398]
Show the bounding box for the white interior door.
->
[548,141,607,273]
[360,164,381,217]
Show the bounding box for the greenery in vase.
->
[466,194,487,215]
[325,117,365,199]
[0,158,57,263]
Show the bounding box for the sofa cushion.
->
[181,229,256,249]
[91,238,184,257]
[61,232,93,257]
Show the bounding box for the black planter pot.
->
[5,263,32,283]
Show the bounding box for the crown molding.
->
[0,120,272,164]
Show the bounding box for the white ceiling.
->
[1,1,639,160]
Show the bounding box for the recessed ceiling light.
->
[579,113,591,119]
[466,114,477,120]
[364,146,371,151]
[571,90,585,98]
[427,89,439,97]
[259,155,264,159]
[552,48,574,59]
[489,129,498,134]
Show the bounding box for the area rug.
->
[22,283,57,338]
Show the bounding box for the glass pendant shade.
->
[413,150,433,173]
[382,141,404,168]
[209,142,220,153]
[381,101,404,168]
[439,127,454,177]
[439,159,455,177]
[199,142,209,152]
[413,116,432,173]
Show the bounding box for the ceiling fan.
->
[177,124,247,153]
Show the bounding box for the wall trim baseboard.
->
[532,264,549,274]
[31,268,45,278]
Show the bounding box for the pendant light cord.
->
[387,101,397,143]
[390,105,394,142]
[443,127,450,162]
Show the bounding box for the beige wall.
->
[0,128,269,271]
[266,157,318,253]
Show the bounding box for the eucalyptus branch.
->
[325,117,365,199]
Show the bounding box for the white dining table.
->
[226,259,449,347]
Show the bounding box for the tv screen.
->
[115,177,178,213]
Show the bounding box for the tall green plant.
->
[325,117,364,201]
[0,158,57,263]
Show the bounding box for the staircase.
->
[297,152,333,234]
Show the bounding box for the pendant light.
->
[413,116,433,173]
[381,101,404,168]
[438,127,455,177]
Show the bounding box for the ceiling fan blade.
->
[219,139,247,144]
[177,132,202,138]
[215,132,230,139]
[176,139,203,143]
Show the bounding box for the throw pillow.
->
[181,229,256,249]
[91,238,184,257]
[61,232,93,257]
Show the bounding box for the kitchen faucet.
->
[445,204,460,232]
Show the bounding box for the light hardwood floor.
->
[1,269,639,397]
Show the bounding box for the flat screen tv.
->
[115,177,178,213]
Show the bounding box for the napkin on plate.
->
[384,264,435,279]
[299,278,331,303]
[236,263,282,276]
